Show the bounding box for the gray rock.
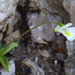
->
[0,60,15,75]
[22,58,45,75]
[0,33,3,41]
[66,40,75,57]
[63,0,75,26]
[4,30,20,44]
[64,52,75,75]
[64,40,75,75]
[63,1,75,74]
[39,50,50,58]
[29,0,52,12]
[28,11,62,43]
[55,53,66,61]
[47,0,70,23]
[28,0,70,43]
[0,0,19,31]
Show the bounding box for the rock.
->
[7,12,21,34]
[29,0,70,23]
[35,57,38,63]
[29,0,51,11]
[0,59,15,75]
[18,0,26,7]
[4,30,20,44]
[66,40,75,57]
[28,11,62,43]
[0,0,19,31]
[63,0,75,26]
[64,50,75,75]
[55,36,67,54]
[39,50,50,58]
[22,58,45,75]
[55,53,66,61]
[0,33,3,41]
[0,0,18,22]
[28,0,70,43]
[64,40,75,75]
[47,0,70,23]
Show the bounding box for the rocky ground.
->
[1,0,75,75]
[4,0,67,75]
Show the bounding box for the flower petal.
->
[61,27,75,41]
[66,27,75,41]
[63,30,70,37]
[60,30,68,38]
[61,23,72,29]
[54,23,75,41]
[54,25,62,33]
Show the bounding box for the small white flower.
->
[54,23,75,41]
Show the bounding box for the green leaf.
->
[57,23,65,27]
[0,42,3,50]
[0,42,18,56]
[0,56,9,71]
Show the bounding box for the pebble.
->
[40,50,50,58]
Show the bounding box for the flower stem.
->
[1,22,60,54]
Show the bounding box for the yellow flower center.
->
[63,30,70,37]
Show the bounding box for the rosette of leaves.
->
[0,42,18,71]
